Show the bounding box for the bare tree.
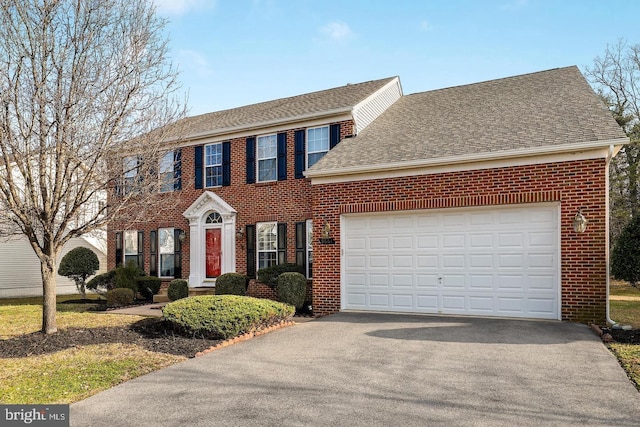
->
[586,39,640,243]
[0,0,186,334]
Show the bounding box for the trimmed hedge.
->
[86,269,117,295]
[215,273,247,296]
[277,272,307,309]
[115,262,141,293]
[163,295,295,339]
[106,288,134,307]
[168,279,189,301]
[257,263,303,287]
[136,276,162,299]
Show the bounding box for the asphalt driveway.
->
[70,313,640,426]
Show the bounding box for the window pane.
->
[308,152,326,168]
[159,151,174,174]
[160,171,174,192]
[257,223,277,251]
[123,157,137,178]
[258,159,276,182]
[206,165,222,187]
[258,252,277,270]
[205,144,222,167]
[159,228,174,254]
[257,135,277,158]
[160,254,175,277]
[124,230,137,255]
[124,254,139,266]
[307,126,329,168]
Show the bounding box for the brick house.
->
[109,66,627,323]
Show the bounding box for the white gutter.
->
[605,144,617,326]
[305,137,629,178]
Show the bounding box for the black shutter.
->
[137,231,144,271]
[246,224,256,278]
[174,229,182,279]
[194,145,203,189]
[174,149,182,191]
[115,232,123,268]
[330,123,341,149]
[277,223,287,265]
[222,141,231,186]
[294,129,305,179]
[149,230,157,277]
[246,137,256,184]
[295,222,306,275]
[277,132,287,181]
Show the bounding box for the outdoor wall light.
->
[178,230,186,243]
[236,228,245,240]
[573,209,588,233]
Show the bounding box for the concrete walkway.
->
[105,302,165,317]
[71,313,640,426]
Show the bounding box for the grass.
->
[607,280,640,390]
[0,294,187,404]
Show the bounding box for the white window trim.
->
[159,151,174,193]
[158,227,175,278]
[306,126,329,169]
[205,143,223,188]
[306,219,313,279]
[257,134,277,183]
[257,221,278,271]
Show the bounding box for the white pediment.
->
[183,191,237,223]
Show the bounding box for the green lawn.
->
[0,295,186,404]
[608,281,640,390]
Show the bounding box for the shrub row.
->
[163,295,295,339]
[87,262,161,303]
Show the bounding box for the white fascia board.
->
[307,138,628,185]
[167,109,354,147]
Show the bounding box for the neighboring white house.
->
[0,231,107,298]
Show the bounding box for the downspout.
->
[606,144,617,326]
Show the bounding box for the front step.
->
[152,286,216,303]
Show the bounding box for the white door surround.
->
[183,191,237,287]
[341,203,560,320]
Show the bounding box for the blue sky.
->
[153,0,640,116]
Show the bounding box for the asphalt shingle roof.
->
[171,77,397,139]
[308,66,627,175]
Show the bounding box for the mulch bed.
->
[0,318,223,358]
[601,327,640,344]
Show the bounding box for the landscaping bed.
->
[602,327,640,344]
[0,318,222,359]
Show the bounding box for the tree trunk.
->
[41,255,58,334]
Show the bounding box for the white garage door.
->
[342,204,560,319]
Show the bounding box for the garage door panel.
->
[343,204,559,320]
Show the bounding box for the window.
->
[159,151,174,192]
[123,230,138,266]
[206,212,222,224]
[205,143,222,187]
[257,222,277,269]
[158,227,175,277]
[307,126,329,168]
[123,156,138,193]
[257,134,277,182]
[306,220,313,278]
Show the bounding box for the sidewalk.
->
[105,302,165,317]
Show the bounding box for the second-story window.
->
[205,143,223,187]
[159,151,174,193]
[122,156,138,194]
[307,126,329,168]
[257,134,277,182]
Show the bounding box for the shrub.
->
[58,247,100,299]
[115,261,143,293]
[215,273,247,296]
[106,288,134,307]
[277,272,307,310]
[168,279,189,301]
[87,269,117,295]
[257,263,303,287]
[136,276,162,299]
[612,215,640,288]
[163,295,295,339]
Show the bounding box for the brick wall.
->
[311,158,608,323]
[107,120,355,284]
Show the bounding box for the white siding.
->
[352,77,403,134]
[0,236,107,298]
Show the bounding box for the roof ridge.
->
[406,66,577,97]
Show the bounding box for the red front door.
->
[206,228,221,278]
